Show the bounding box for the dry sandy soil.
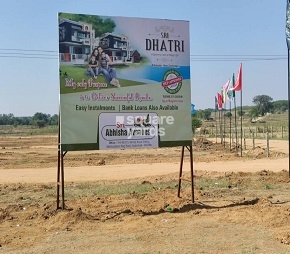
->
[0,135,290,253]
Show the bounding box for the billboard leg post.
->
[56,115,61,210]
[56,148,60,210]
[177,146,185,198]
[61,151,65,210]
[177,145,194,203]
[56,149,67,210]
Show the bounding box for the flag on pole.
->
[286,0,290,49]
[217,93,223,109]
[222,80,230,102]
[191,103,196,115]
[227,73,235,100]
[215,96,218,110]
[232,63,242,91]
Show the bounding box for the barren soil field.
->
[1,135,290,253]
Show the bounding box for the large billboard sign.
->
[58,13,192,151]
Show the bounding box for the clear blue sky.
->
[0,0,287,116]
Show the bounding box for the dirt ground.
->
[0,135,290,253]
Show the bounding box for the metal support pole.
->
[177,146,185,198]
[57,113,61,209]
[177,146,194,203]
[61,151,65,210]
[57,151,60,209]
[188,146,194,203]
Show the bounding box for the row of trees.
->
[191,96,288,133]
[195,97,288,121]
[0,113,58,127]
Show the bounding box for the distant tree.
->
[194,110,203,119]
[237,110,245,117]
[192,117,202,134]
[280,105,287,112]
[203,109,212,120]
[224,112,232,118]
[20,116,33,125]
[0,114,14,125]
[272,100,288,113]
[13,120,18,127]
[195,109,212,120]
[49,114,58,125]
[35,120,46,128]
[250,107,260,118]
[32,112,49,127]
[252,95,273,116]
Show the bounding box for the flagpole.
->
[234,96,238,152]
[240,90,243,157]
[224,106,226,148]
[215,109,217,143]
[223,96,226,147]
[215,97,217,143]
[288,49,290,177]
[223,109,224,145]
[227,75,235,151]
[219,110,222,143]
[221,89,223,145]
[229,100,232,150]
[219,108,223,144]
[217,92,224,144]
[220,107,224,144]
[232,73,238,152]
[286,0,290,177]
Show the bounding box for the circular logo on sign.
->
[162,70,183,94]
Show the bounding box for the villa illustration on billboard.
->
[59,18,141,65]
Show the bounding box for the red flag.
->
[217,93,223,109]
[233,63,242,91]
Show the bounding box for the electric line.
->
[0,55,57,59]
[190,58,287,62]
[0,47,287,61]
[0,52,57,56]
[191,54,285,57]
[0,55,286,61]
[0,48,58,53]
